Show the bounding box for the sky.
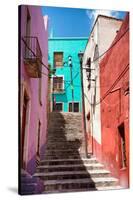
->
[42,6,126,38]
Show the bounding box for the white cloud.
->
[86,9,120,22]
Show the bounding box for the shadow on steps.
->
[37,111,97,193]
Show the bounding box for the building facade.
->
[48,38,88,112]
[20,5,48,179]
[99,14,129,187]
[82,15,122,153]
[82,14,129,187]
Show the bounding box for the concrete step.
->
[34,169,110,180]
[43,177,118,191]
[44,154,87,160]
[42,185,123,194]
[47,133,83,138]
[40,158,97,165]
[44,149,84,155]
[36,163,104,173]
[45,142,83,147]
[47,138,83,142]
[45,146,82,151]
[20,183,37,195]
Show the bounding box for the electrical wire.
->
[85,63,129,106]
[91,28,129,64]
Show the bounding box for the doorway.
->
[21,90,29,169]
[36,120,41,164]
[118,123,127,168]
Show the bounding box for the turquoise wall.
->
[48,38,88,112]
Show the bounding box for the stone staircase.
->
[20,169,43,195]
[34,112,122,194]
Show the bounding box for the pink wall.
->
[20,5,48,175]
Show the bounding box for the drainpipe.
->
[78,52,88,158]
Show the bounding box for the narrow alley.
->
[34,112,121,193]
[19,5,129,195]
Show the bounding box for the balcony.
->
[23,36,42,78]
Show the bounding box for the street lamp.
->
[68,55,74,112]
[78,51,88,158]
[68,55,72,67]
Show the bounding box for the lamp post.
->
[78,51,88,157]
[68,55,74,112]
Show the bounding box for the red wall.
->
[99,14,129,187]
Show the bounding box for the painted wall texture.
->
[82,15,122,151]
[20,5,48,175]
[99,14,129,187]
[48,38,88,112]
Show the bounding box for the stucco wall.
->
[82,15,122,146]
[100,14,129,187]
[49,38,88,112]
[20,5,48,174]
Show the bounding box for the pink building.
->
[19,5,48,194]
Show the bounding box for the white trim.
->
[52,75,65,92]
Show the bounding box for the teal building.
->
[48,37,88,112]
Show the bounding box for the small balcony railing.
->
[23,36,42,78]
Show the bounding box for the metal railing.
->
[23,36,42,61]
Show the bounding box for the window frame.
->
[68,102,80,112]
[54,102,63,112]
[52,75,64,93]
[54,51,64,68]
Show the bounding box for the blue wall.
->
[48,38,88,112]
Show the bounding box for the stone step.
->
[36,163,104,173]
[47,134,83,138]
[45,146,82,151]
[44,149,84,155]
[47,133,83,137]
[40,158,97,165]
[46,144,83,148]
[44,154,87,160]
[45,142,83,147]
[46,138,82,142]
[43,177,118,191]
[48,131,83,137]
[49,118,82,122]
[46,139,83,143]
[42,185,123,194]
[34,169,110,180]
[47,134,83,140]
[20,183,37,195]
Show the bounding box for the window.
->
[54,52,63,67]
[53,77,63,92]
[54,103,63,112]
[69,102,79,112]
[118,123,127,168]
